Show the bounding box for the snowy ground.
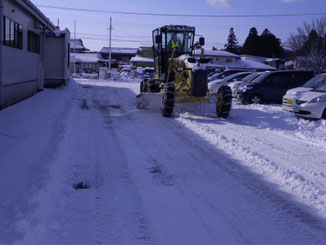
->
[0,78,326,245]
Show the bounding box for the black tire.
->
[161,83,175,117]
[216,85,232,119]
[140,80,144,93]
[148,79,160,93]
[250,95,262,104]
[322,108,326,119]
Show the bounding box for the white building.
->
[70,52,107,73]
[0,0,70,108]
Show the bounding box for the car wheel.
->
[322,108,326,119]
[250,95,262,104]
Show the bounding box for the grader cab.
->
[137,25,232,118]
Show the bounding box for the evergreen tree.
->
[258,28,283,58]
[243,27,260,56]
[225,27,239,54]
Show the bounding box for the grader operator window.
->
[166,32,194,53]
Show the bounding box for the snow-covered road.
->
[1,78,326,244]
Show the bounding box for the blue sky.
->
[32,0,326,51]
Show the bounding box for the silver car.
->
[282,73,326,111]
[208,72,252,93]
[293,83,326,119]
[228,72,263,97]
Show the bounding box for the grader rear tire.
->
[216,85,232,119]
[161,83,175,117]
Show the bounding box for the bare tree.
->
[287,17,326,73]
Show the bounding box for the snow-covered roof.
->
[130,56,154,63]
[241,55,284,63]
[238,59,276,70]
[206,59,276,71]
[193,50,239,58]
[265,58,284,62]
[70,39,89,51]
[160,25,195,32]
[70,53,106,63]
[100,47,138,55]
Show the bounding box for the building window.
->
[28,31,40,53]
[3,16,23,49]
[226,59,232,63]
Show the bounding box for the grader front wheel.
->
[161,83,175,117]
[216,85,232,119]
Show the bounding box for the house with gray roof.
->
[70,39,89,53]
[99,47,138,67]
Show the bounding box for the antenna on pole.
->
[108,17,112,73]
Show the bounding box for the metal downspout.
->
[0,0,3,108]
[40,24,45,90]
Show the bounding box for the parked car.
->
[208,72,252,93]
[228,72,263,97]
[293,83,326,119]
[282,73,326,111]
[236,70,314,104]
[208,69,250,82]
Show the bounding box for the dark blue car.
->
[236,70,314,104]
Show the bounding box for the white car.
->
[293,84,326,119]
[208,72,251,93]
[283,73,326,111]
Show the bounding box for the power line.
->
[37,5,326,18]
[77,32,151,38]
[80,36,151,43]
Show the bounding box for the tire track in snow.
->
[176,113,326,228]
[74,80,326,244]
[89,95,155,245]
[112,109,326,244]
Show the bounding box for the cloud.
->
[206,0,231,8]
[281,0,304,3]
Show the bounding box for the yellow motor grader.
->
[136,25,232,118]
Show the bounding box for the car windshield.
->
[242,72,261,83]
[303,74,326,88]
[224,72,247,82]
[250,72,270,84]
[313,83,326,92]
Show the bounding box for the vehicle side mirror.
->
[199,37,205,46]
[155,35,162,44]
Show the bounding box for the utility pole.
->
[108,17,112,71]
[74,20,76,74]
